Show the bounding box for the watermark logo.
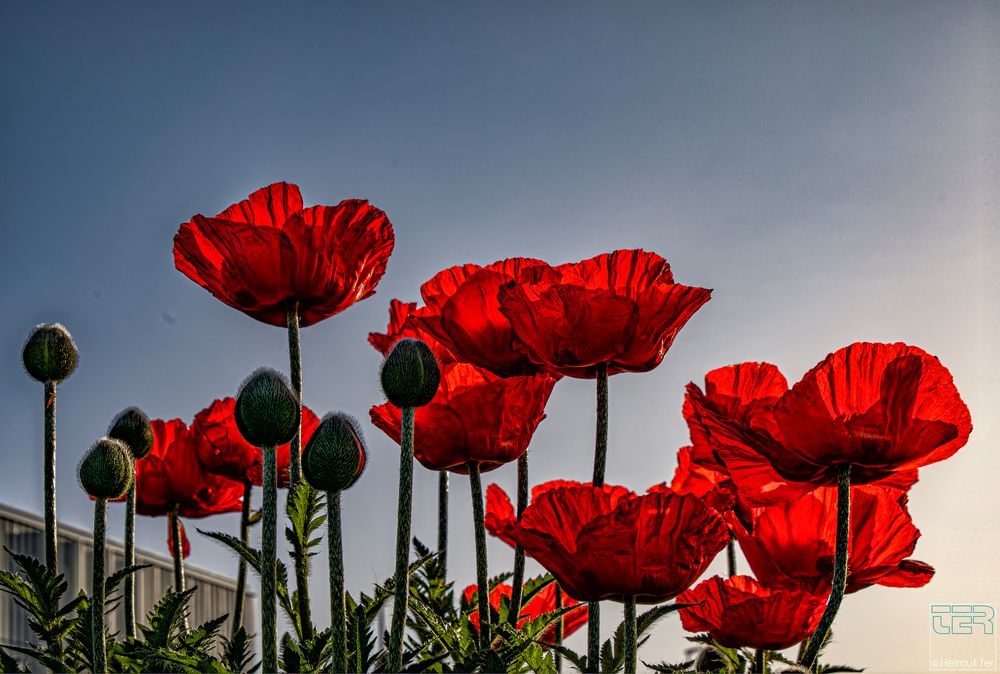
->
[930,604,997,671]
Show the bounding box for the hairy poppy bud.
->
[380,338,440,408]
[235,367,300,448]
[108,406,154,459]
[303,413,367,492]
[79,437,133,499]
[22,323,78,383]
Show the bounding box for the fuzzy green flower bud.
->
[380,338,440,408]
[79,437,133,499]
[108,406,154,459]
[22,323,78,383]
[303,413,367,492]
[235,367,300,448]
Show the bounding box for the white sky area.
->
[1,3,997,672]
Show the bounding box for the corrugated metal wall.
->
[0,507,255,653]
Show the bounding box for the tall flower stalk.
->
[302,412,368,674]
[169,507,185,593]
[800,464,852,669]
[78,437,133,674]
[468,461,490,649]
[285,302,315,640]
[506,452,529,626]
[22,323,78,574]
[232,481,252,635]
[234,368,301,674]
[623,596,637,674]
[108,406,153,639]
[588,362,609,668]
[381,339,440,671]
[438,471,448,577]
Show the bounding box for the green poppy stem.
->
[554,586,564,672]
[286,302,315,642]
[800,464,852,669]
[468,461,491,650]
[588,362,609,670]
[261,446,278,674]
[328,489,346,674]
[507,452,529,627]
[44,381,58,574]
[438,470,448,578]
[623,595,637,674]
[286,302,302,486]
[169,507,185,592]
[92,497,107,674]
[727,537,737,578]
[124,478,136,638]
[753,648,768,673]
[388,406,415,672]
[232,480,252,637]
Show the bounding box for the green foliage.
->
[550,602,691,674]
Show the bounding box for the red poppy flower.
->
[666,446,736,515]
[496,249,711,378]
[167,518,192,559]
[132,419,245,518]
[485,479,597,547]
[685,361,921,504]
[173,182,394,327]
[370,362,555,473]
[504,483,729,603]
[677,575,827,650]
[368,298,458,364]
[191,397,321,488]
[727,484,934,595]
[462,578,588,643]
[406,258,553,376]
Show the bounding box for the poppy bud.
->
[380,338,440,408]
[22,323,78,383]
[235,367,300,448]
[108,406,154,459]
[303,413,367,492]
[79,437,133,499]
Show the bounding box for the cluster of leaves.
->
[645,631,863,673]
[0,548,257,673]
[0,486,863,672]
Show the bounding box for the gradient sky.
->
[1,2,997,672]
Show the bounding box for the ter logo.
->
[932,605,996,635]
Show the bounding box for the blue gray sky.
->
[1,2,997,672]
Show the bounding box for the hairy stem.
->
[801,464,852,669]
[286,302,302,486]
[587,603,600,672]
[753,648,768,674]
[44,381,58,574]
[388,407,415,672]
[232,481,251,636]
[623,596,637,674]
[438,470,448,578]
[261,446,278,674]
[92,498,107,674]
[469,461,490,650]
[169,508,185,592]
[507,452,529,627]
[588,362,609,670]
[169,506,188,630]
[329,490,346,674]
[592,363,609,487]
[286,303,314,641]
[124,479,136,638]
[727,537,737,578]
[554,586,564,672]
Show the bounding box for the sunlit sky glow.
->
[1,3,997,672]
